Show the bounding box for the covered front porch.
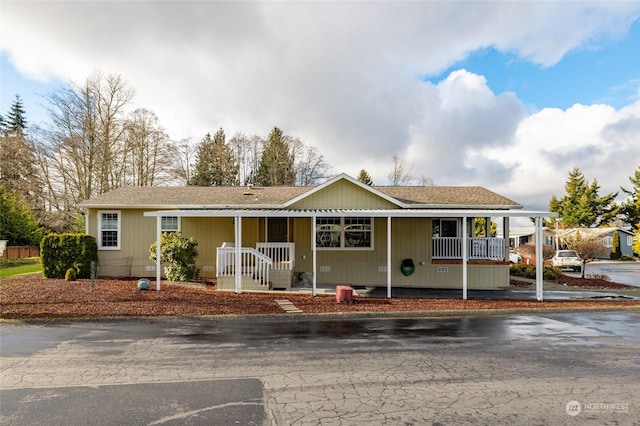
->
[145,209,553,301]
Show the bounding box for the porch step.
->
[275,299,303,314]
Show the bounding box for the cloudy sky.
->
[1,1,639,216]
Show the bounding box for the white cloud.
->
[1,1,639,213]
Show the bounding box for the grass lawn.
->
[0,258,43,279]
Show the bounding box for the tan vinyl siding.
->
[291,217,508,289]
[289,180,398,209]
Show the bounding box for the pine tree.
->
[357,169,373,186]
[610,230,621,259]
[254,127,296,186]
[5,95,27,135]
[620,167,640,227]
[549,167,618,227]
[189,129,239,186]
[633,222,640,256]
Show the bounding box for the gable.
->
[288,179,399,209]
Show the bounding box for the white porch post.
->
[155,216,162,291]
[387,216,392,299]
[235,215,242,294]
[535,216,544,301]
[503,217,510,261]
[312,215,317,296]
[462,217,468,300]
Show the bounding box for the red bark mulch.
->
[1,275,638,320]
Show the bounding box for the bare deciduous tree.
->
[387,154,414,186]
[124,108,175,186]
[563,237,608,279]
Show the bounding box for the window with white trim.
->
[99,210,121,250]
[602,236,612,248]
[316,217,372,249]
[161,216,180,233]
[627,236,633,247]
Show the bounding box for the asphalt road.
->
[2,312,640,425]
[564,260,640,286]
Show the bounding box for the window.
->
[602,236,612,248]
[99,211,120,250]
[315,217,372,249]
[628,236,633,247]
[161,216,180,233]
[432,219,459,238]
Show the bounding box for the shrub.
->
[65,267,77,281]
[41,234,98,279]
[610,231,621,260]
[149,232,199,282]
[510,264,563,280]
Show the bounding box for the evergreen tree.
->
[620,167,640,227]
[254,127,296,186]
[189,129,239,186]
[0,98,42,211]
[549,167,618,228]
[0,187,45,246]
[357,169,373,186]
[610,230,621,259]
[5,95,27,135]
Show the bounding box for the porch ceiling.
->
[144,208,557,219]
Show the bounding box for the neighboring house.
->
[556,227,637,258]
[498,227,557,249]
[78,173,554,299]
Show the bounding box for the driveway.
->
[564,260,640,286]
[2,312,639,425]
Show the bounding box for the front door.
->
[267,217,288,242]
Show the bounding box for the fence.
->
[0,246,41,260]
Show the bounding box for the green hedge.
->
[40,234,98,279]
[510,263,563,280]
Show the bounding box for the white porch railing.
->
[433,237,505,260]
[256,242,295,270]
[216,247,273,287]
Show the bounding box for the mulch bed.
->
[1,274,638,320]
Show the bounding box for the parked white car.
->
[551,250,582,272]
[509,252,522,264]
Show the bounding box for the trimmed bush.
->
[65,267,77,281]
[41,234,98,279]
[510,263,563,280]
[149,232,199,282]
[610,231,621,260]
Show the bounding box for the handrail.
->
[216,247,273,287]
[433,237,505,260]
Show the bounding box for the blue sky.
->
[0,1,639,215]
[429,19,640,111]
[3,14,639,128]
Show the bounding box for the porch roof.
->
[143,208,557,219]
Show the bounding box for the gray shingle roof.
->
[79,183,521,209]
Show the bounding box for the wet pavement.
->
[564,260,640,286]
[2,312,639,425]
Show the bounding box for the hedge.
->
[510,263,563,280]
[41,234,98,279]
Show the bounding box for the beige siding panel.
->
[90,209,254,278]
[290,216,509,289]
[290,180,398,209]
